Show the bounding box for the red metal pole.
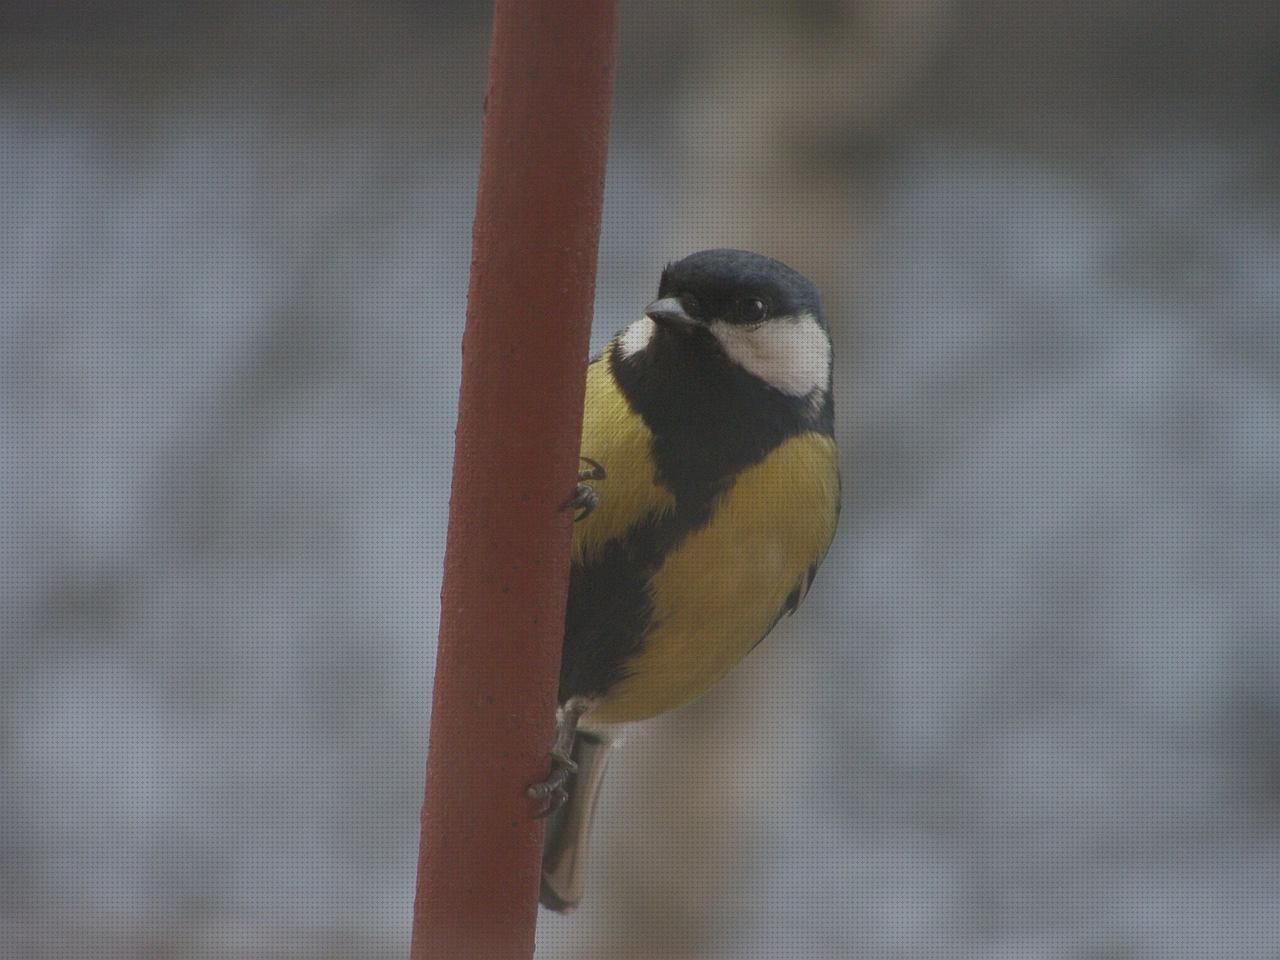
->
[409,2,617,958]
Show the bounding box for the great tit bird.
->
[531,249,840,911]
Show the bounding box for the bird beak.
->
[644,297,697,329]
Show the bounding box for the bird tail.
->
[539,730,614,912]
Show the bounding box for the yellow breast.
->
[587,430,840,724]
[570,353,675,567]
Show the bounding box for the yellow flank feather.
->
[588,431,840,725]
[571,345,675,565]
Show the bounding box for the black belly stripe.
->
[558,326,833,704]
[560,514,673,701]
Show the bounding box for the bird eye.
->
[737,297,768,324]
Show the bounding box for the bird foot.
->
[527,697,594,818]
[562,457,606,521]
[528,745,577,818]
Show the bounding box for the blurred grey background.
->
[4,2,1280,958]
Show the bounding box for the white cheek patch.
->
[616,316,656,359]
[709,312,831,398]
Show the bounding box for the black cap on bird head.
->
[647,249,825,331]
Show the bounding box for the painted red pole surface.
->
[409,2,617,958]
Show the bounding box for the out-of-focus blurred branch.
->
[668,0,955,312]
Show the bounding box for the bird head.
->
[629,249,830,401]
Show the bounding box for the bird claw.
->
[565,483,598,521]
[532,785,570,819]
[528,697,594,818]
[577,457,606,483]
[528,747,578,817]
[562,457,606,521]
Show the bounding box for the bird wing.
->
[782,562,819,619]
